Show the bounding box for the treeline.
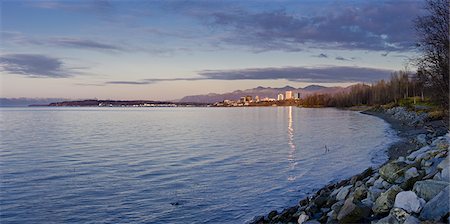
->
[303,0,449,109]
[301,71,426,107]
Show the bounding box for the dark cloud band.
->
[107,66,393,85]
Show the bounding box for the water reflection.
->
[287,106,297,181]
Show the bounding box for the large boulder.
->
[336,197,371,223]
[379,161,410,183]
[393,191,425,213]
[420,186,450,221]
[373,185,402,214]
[412,180,448,201]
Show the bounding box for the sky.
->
[1,0,425,100]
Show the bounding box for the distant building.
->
[294,92,301,99]
[255,96,260,102]
[285,91,293,99]
[277,93,284,101]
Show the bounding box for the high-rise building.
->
[294,92,301,99]
[277,93,284,101]
[285,91,293,99]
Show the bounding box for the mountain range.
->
[179,85,352,103]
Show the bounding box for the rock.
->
[398,156,405,162]
[373,185,402,214]
[303,220,320,224]
[382,180,392,189]
[393,191,425,213]
[373,214,400,224]
[353,186,367,201]
[313,194,328,208]
[268,210,278,220]
[420,186,450,221]
[373,177,384,189]
[400,170,425,190]
[368,187,383,202]
[250,215,265,223]
[336,197,371,223]
[366,177,376,186]
[413,180,448,201]
[361,198,373,208]
[422,160,433,167]
[336,185,352,201]
[379,161,409,183]
[403,215,420,224]
[407,146,430,161]
[331,200,344,214]
[437,156,449,170]
[404,167,419,180]
[297,214,309,224]
[440,165,450,182]
[390,207,410,223]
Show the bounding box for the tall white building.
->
[277,93,284,101]
[285,91,293,99]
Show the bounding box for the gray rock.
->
[297,214,309,224]
[366,177,376,186]
[373,177,384,189]
[404,167,419,180]
[393,191,425,213]
[331,200,344,213]
[398,156,405,162]
[373,214,400,224]
[337,197,371,223]
[361,198,373,207]
[303,220,320,224]
[420,186,450,221]
[373,185,402,214]
[441,165,450,182]
[403,215,420,224]
[336,185,352,201]
[368,187,383,202]
[413,180,448,201]
[437,156,449,170]
[382,181,392,189]
[407,146,430,161]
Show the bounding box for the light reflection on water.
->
[0,107,397,224]
[287,106,298,181]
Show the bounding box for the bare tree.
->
[415,0,449,108]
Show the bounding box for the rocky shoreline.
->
[250,106,449,224]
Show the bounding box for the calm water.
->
[0,107,397,223]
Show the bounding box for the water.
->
[0,107,397,223]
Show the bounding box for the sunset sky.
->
[1,0,424,100]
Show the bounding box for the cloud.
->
[198,66,393,83]
[168,1,421,52]
[106,65,393,85]
[335,56,351,61]
[2,32,124,52]
[316,53,328,58]
[49,37,123,51]
[106,81,152,85]
[0,54,80,78]
[30,0,115,17]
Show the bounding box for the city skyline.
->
[1,0,425,100]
